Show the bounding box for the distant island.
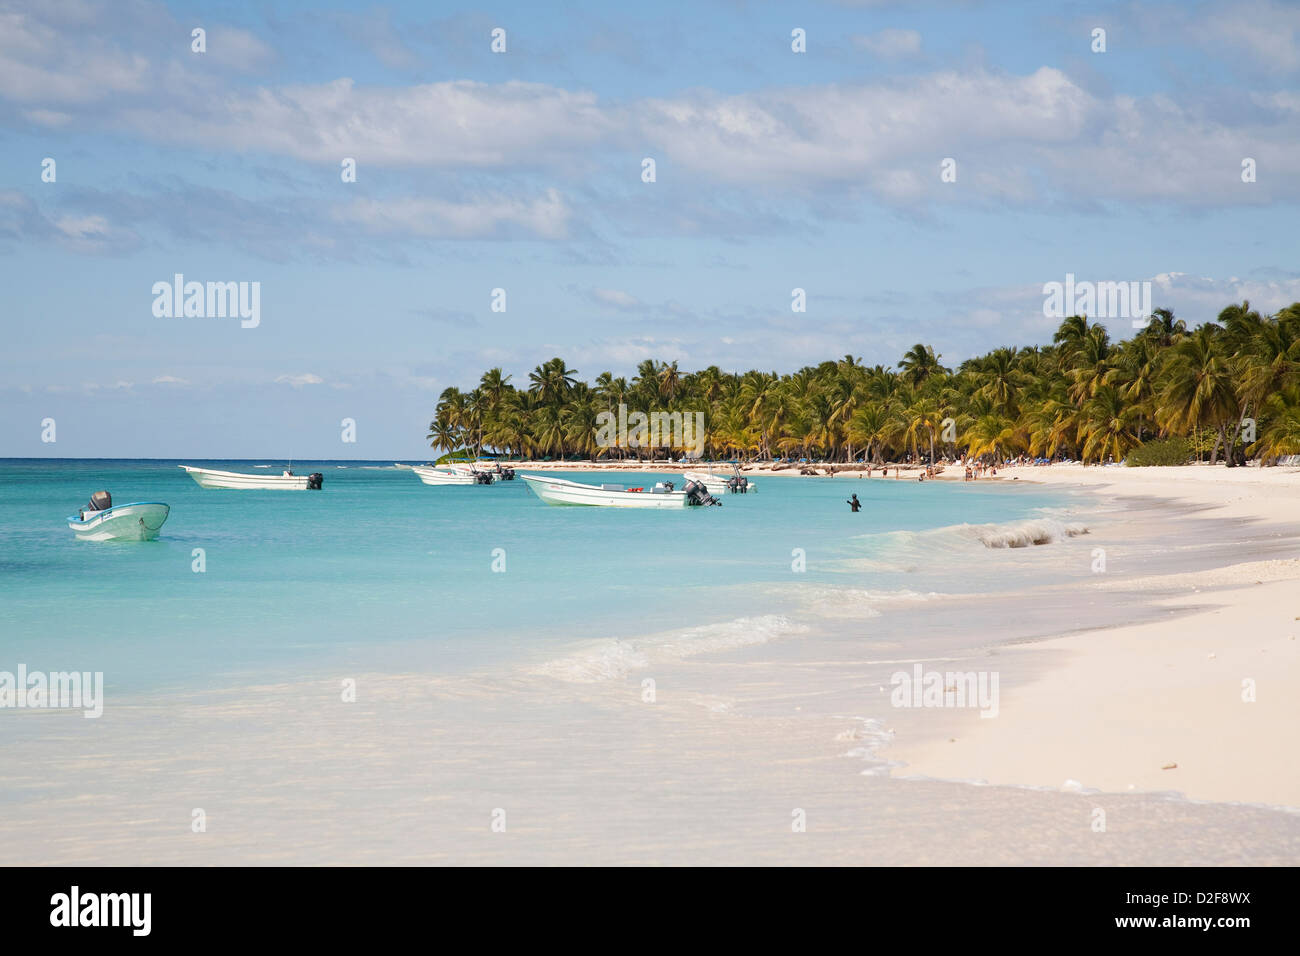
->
[429,303,1300,466]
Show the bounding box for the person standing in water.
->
[847,494,861,512]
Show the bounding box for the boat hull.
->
[521,474,689,508]
[180,466,312,490]
[682,471,757,494]
[67,503,170,541]
[411,466,477,486]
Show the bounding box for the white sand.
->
[884,463,1300,808]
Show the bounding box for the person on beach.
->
[847,494,861,512]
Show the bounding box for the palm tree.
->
[964,413,1018,462]
[1251,386,1300,462]
[431,298,1300,468]
[657,360,682,403]
[847,404,892,464]
[427,418,459,455]
[1155,325,1238,462]
[479,368,512,407]
[899,343,944,388]
[1136,307,1187,347]
[1067,324,1113,404]
[528,358,578,405]
[1079,385,1139,463]
[1052,314,1091,368]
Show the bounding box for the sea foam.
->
[971,518,1089,549]
[532,614,807,683]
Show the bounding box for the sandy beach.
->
[879,463,1300,808]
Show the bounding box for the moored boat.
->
[67,491,170,541]
[682,463,755,494]
[411,465,482,486]
[179,465,323,490]
[521,474,719,508]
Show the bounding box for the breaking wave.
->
[858,517,1089,558]
[971,518,1089,549]
[532,614,807,683]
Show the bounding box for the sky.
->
[2,0,1299,458]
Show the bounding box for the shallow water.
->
[0,459,1070,692]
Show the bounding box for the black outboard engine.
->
[682,479,721,507]
[473,471,493,485]
[81,490,111,518]
[498,466,515,480]
[306,473,324,490]
[727,475,749,494]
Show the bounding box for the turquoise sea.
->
[0,459,1074,694]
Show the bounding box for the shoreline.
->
[880,463,1300,809]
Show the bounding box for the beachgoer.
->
[847,494,861,513]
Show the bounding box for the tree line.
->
[428,302,1300,465]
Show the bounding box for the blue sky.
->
[3,0,1299,457]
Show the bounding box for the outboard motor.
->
[727,475,749,494]
[81,490,112,518]
[306,473,324,490]
[498,466,515,480]
[474,471,493,485]
[683,479,721,507]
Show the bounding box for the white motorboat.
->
[180,465,323,490]
[451,464,496,483]
[67,491,170,541]
[521,474,720,508]
[682,463,756,494]
[411,465,481,486]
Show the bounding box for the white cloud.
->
[638,67,1300,205]
[334,189,571,240]
[205,26,274,73]
[132,78,614,168]
[152,375,189,385]
[2,0,1298,223]
[851,29,922,58]
[590,288,640,310]
[639,68,1092,191]
[1199,0,1300,73]
[275,373,324,387]
[0,8,151,104]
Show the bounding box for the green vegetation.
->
[429,302,1300,466]
[1125,437,1193,467]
